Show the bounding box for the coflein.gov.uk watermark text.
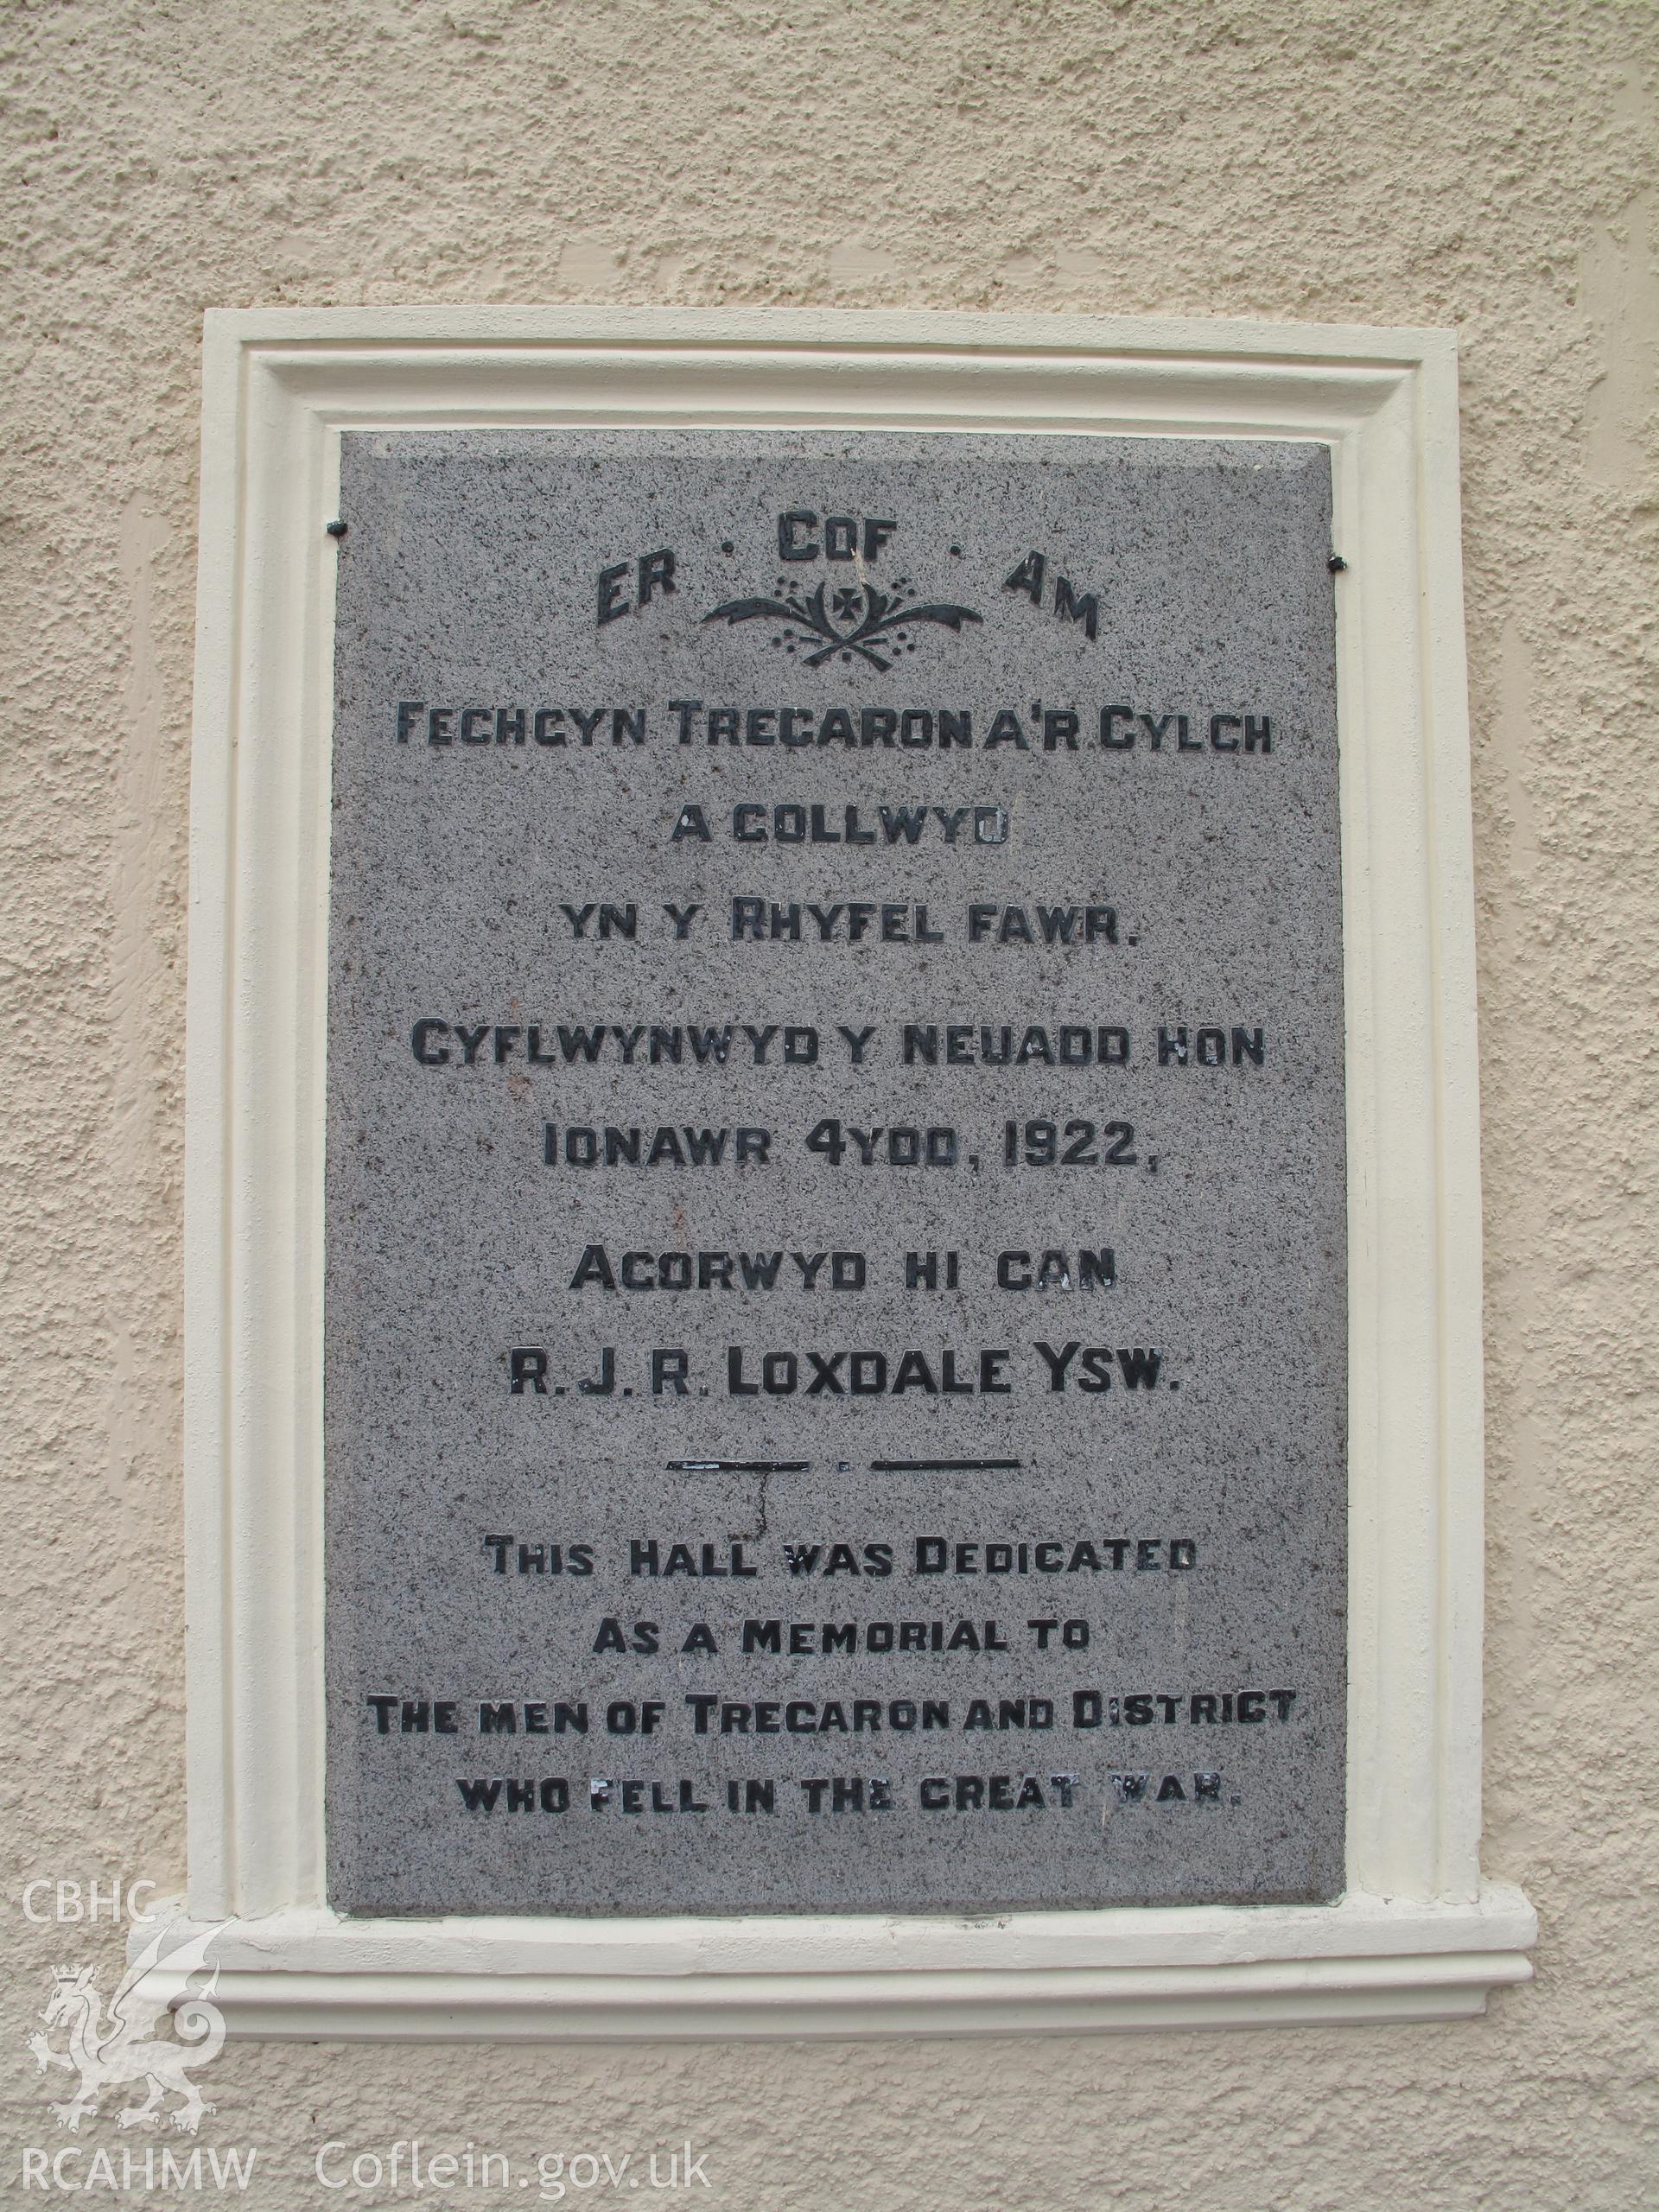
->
[315,2140,712,2199]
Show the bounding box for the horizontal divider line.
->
[870,1459,1024,1472]
[666,1459,811,1474]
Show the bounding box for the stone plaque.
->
[323,431,1346,1916]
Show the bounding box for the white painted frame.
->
[174,307,1533,2039]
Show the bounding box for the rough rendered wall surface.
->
[2,3,1655,2207]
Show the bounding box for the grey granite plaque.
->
[324,431,1347,1916]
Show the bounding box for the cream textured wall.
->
[3,3,1656,2207]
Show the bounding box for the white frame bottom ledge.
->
[145,1888,1535,2041]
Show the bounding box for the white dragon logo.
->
[27,1923,225,2135]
